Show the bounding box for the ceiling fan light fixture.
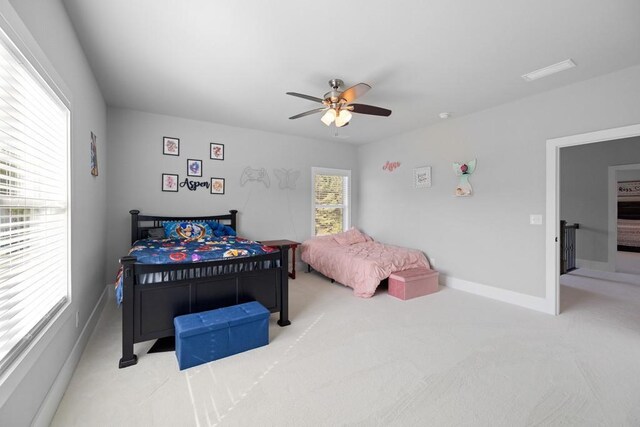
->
[334,109,352,127]
[287,78,392,127]
[320,108,336,126]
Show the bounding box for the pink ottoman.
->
[388,268,439,300]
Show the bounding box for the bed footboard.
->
[119,256,138,368]
[119,249,289,368]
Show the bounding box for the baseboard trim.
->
[441,275,554,315]
[576,259,612,272]
[32,284,109,427]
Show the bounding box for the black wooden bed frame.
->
[119,209,290,368]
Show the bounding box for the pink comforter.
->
[301,235,430,297]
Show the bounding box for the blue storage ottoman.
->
[174,301,270,370]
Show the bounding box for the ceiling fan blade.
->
[338,83,371,103]
[349,103,392,117]
[286,92,324,103]
[289,107,326,120]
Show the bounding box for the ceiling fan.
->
[286,79,392,127]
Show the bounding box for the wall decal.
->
[240,167,270,188]
[210,177,225,194]
[210,143,224,160]
[383,161,401,172]
[162,173,179,192]
[453,159,476,197]
[163,136,180,156]
[274,168,300,190]
[180,178,210,191]
[187,159,202,177]
[90,131,98,176]
[413,166,431,188]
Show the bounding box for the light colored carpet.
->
[51,269,640,426]
[616,251,640,275]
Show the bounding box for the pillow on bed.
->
[333,228,368,246]
[207,221,237,237]
[162,221,213,240]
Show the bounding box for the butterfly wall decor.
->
[274,168,300,190]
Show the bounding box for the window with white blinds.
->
[312,167,350,236]
[0,28,70,375]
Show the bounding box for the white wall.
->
[106,108,358,280]
[358,65,640,299]
[0,0,107,425]
[560,136,640,264]
[618,169,640,182]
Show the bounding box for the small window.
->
[0,27,70,375]
[312,167,350,236]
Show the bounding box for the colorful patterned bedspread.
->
[126,236,277,264]
[115,236,277,304]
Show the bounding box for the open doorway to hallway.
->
[557,135,640,310]
[545,124,640,314]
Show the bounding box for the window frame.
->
[0,15,71,382]
[311,167,351,236]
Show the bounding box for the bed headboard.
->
[129,209,238,244]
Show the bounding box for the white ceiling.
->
[61,0,640,144]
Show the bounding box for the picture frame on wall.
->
[90,131,98,176]
[210,143,224,160]
[187,159,202,177]
[162,173,179,192]
[210,177,225,194]
[414,166,432,188]
[163,137,180,156]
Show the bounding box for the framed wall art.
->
[414,166,431,188]
[210,177,225,194]
[163,137,180,156]
[162,173,179,192]
[618,181,640,198]
[210,143,224,160]
[187,159,202,177]
[90,131,98,176]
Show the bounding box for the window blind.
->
[0,28,69,375]
[312,168,350,236]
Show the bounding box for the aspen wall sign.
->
[161,136,226,195]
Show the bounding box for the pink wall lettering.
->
[383,161,401,172]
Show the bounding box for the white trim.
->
[441,275,554,314]
[546,123,640,315]
[31,285,109,427]
[607,163,640,273]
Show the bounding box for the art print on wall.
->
[162,173,179,192]
[210,143,224,160]
[163,137,180,156]
[414,166,431,188]
[618,181,640,198]
[187,159,202,177]
[90,131,98,176]
[210,177,225,194]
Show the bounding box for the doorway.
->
[546,123,640,315]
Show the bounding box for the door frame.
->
[546,123,640,315]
